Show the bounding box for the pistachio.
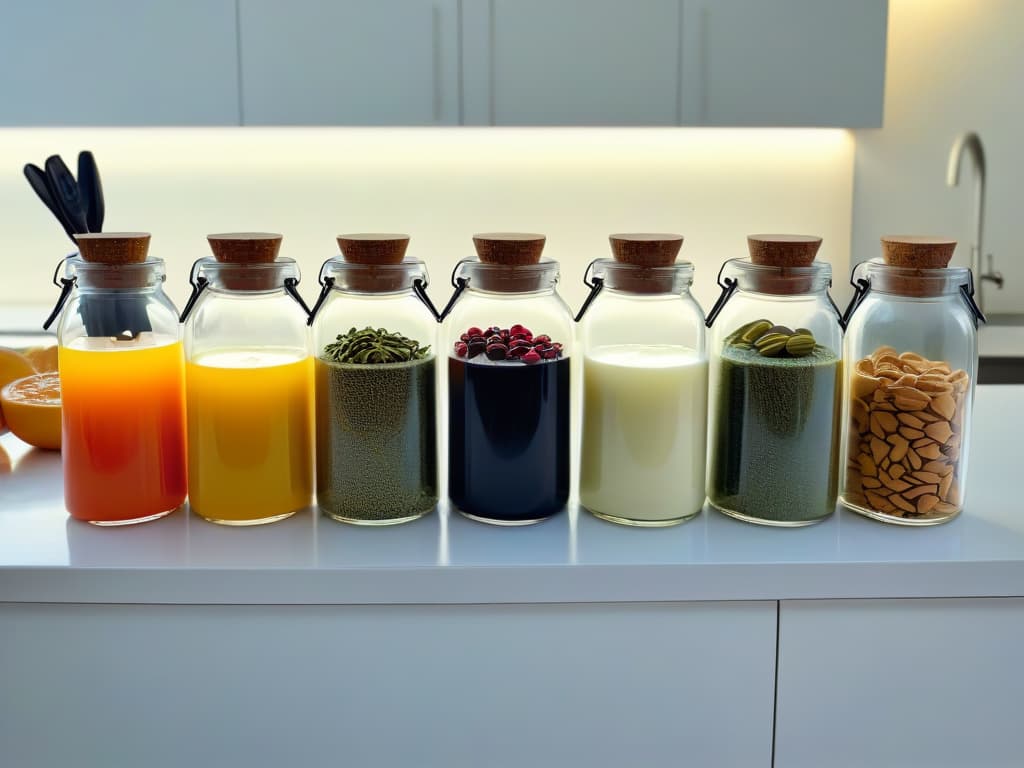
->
[754,333,790,357]
[737,319,773,344]
[785,333,816,357]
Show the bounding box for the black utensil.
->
[44,155,89,235]
[77,151,105,233]
[23,163,77,243]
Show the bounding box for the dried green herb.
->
[323,327,431,364]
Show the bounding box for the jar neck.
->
[856,259,973,299]
[194,257,300,292]
[321,257,428,294]
[70,256,167,291]
[455,258,560,294]
[588,258,694,295]
[724,257,832,297]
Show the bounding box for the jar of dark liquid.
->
[443,233,573,525]
[310,234,439,525]
[840,236,981,525]
[706,235,843,526]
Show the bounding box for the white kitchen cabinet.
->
[464,0,886,127]
[0,601,776,768]
[0,0,239,125]
[775,598,1024,768]
[238,0,460,125]
[682,0,887,127]
[462,0,685,126]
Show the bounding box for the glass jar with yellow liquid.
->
[181,233,313,525]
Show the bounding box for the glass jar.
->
[706,236,843,526]
[182,235,313,526]
[577,234,708,526]
[840,237,981,525]
[49,233,187,525]
[310,234,439,525]
[442,233,574,525]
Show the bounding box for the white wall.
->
[853,0,1024,315]
[0,127,854,326]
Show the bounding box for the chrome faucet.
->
[947,132,1003,311]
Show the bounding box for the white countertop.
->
[979,323,1024,358]
[0,386,1021,605]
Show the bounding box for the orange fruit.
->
[0,347,36,434]
[1,372,61,450]
[23,345,59,373]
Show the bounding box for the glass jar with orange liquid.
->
[181,234,313,525]
[49,233,188,525]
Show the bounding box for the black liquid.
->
[448,356,570,523]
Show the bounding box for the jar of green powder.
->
[706,235,843,526]
[310,234,440,525]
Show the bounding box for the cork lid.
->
[75,232,151,264]
[880,236,956,268]
[207,232,282,263]
[337,233,410,265]
[609,233,683,267]
[473,233,546,265]
[747,234,822,267]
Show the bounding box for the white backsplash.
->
[0,127,854,326]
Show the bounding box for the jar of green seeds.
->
[706,235,843,526]
[309,234,440,526]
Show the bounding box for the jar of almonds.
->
[840,236,983,525]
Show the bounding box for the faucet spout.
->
[947,132,987,310]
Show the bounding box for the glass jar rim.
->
[722,257,832,295]
[856,258,972,296]
[67,254,167,289]
[193,256,300,292]
[321,257,428,294]
[456,258,560,293]
[589,258,694,293]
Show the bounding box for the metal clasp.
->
[573,259,605,323]
[42,254,76,331]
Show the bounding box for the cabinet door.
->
[682,0,887,127]
[463,0,684,126]
[239,0,459,125]
[776,598,1024,768]
[0,0,239,125]
[0,601,777,767]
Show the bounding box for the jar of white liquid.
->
[577,234,708,526]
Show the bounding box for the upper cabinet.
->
[462,0,684,126]
[0,0,887,128]
[465,0,887,127]
[238,0,460,125]
[683,0,888,127]
[0,0,239,126]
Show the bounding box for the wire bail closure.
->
[573,259,605,323]
[840,261,987,330]
[42,254,76,331]
[704,259,739,328]
[178,258,209,323]
[436,258,472,323]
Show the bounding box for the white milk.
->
[580,344,708,524]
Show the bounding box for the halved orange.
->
[1,372,61,450]
[0,347,36,434]
[23,345,59,373]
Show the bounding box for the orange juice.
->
[187,348,313,524]
[60,335,187,525]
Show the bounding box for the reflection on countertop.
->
[0,385,1022,604]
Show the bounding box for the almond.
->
[912,471,943,484]
[931,393,956,420]
[899,426,925,440]
[939,472,953,500]
[917,443,942,460]
[858,454,878,477]
[924,421,953,444]
[897,412,925,429]
[890,493,916,514]
[916,494,940,514]
[903,484,938,499]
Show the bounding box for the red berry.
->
[485,343,508,361]
[507,345,527,358]
[460,333,470,342]
[533,334,551,345]
[468,341,486,358]
[467,326,483,338]
[522,350,541,364]
[455,341,468,357]
[541,348,558,359]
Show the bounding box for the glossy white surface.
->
[1,385,1020,605]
